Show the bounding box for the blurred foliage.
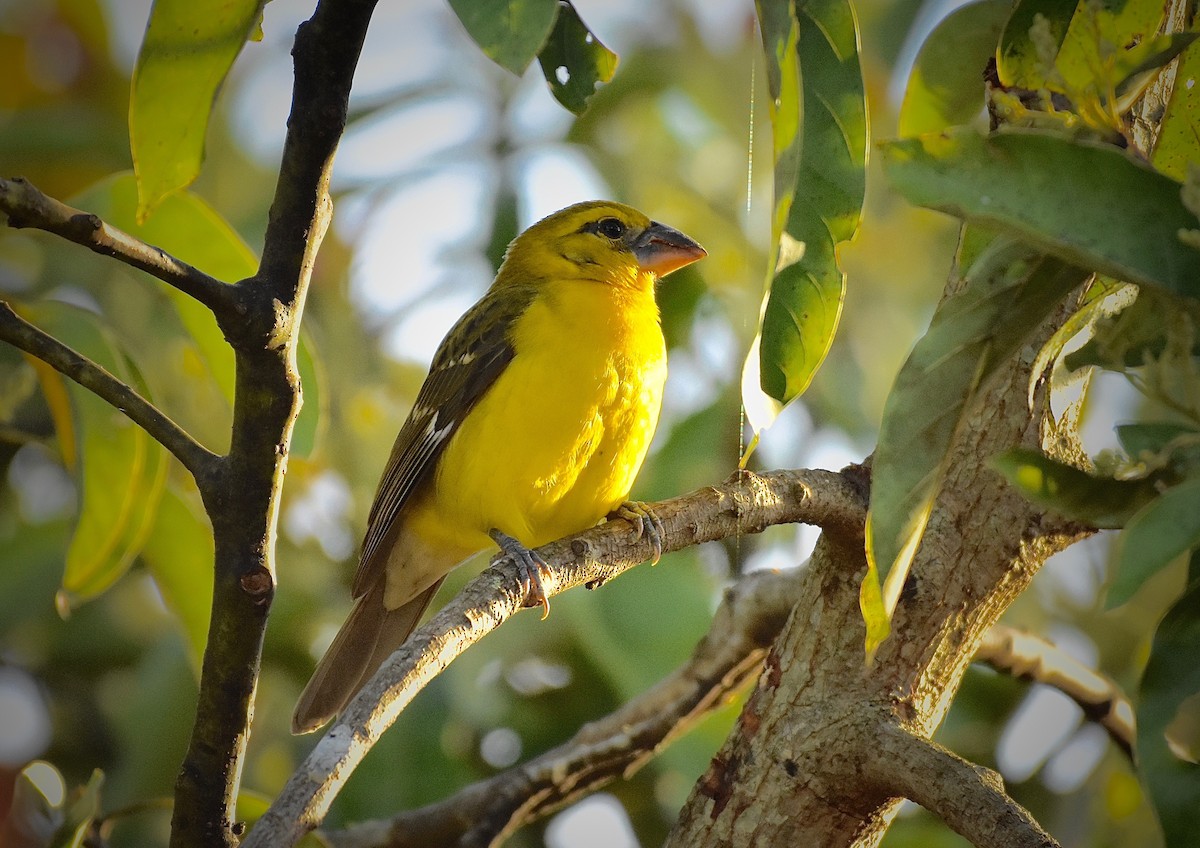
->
[0,0,1194,846]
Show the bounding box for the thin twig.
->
[242,467,868,848]
[0,300,219,479]
[323,568,808,848]
[975,624,1135,759]
[0,177,235,316]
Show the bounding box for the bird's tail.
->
[292,577,444,734]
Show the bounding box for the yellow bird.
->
[293,200,705,733]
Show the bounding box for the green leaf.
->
[757,0,865,408]
[49,769,103,848]
[1153,23,1200,182]
[898,0,1010,136]
[130,0,265,219]
[537,1,618,115]
[742,0,802,438]
[1110,477,1200,608]
[865,241,1086,655]
[1137,552,1200,848]
[879,128,1200,300]
[449,0,559,75]
[1117,422,1200,462]
[140,483,213,673]
[27,303,169,607]
[1053,0,1174,97]
[996,0,1078,90]
[991,448,1161,529]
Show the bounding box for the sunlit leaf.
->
[1110,477,1200,608]
[996,0,1077,89]
[6,762,65,848]
[72,173,250,407]
[449,0,558,75]
[71,173,326,460]
[140,483,213,673]
[1065,286,1200,371]
[898,0,1009,136]
[1153,22,1200,181]
[1027,277,1133,408]
[991,448,1161,529]
[1138,553,1200,848]
[130,0,265,219]
[1112,33,1199,100]
[865,241,1086,655]
[26,303,168,607]
[757,0,865,409]
[880,128,1200,300]
[48,769,102,848]
[1053,0,1170,97]
[537,1,618,115]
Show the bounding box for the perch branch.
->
[323,568,808,848]
[0,177,234,315]
[242,467,868,848]
[0,301,219,478]
[975,624,1135,759]
[867,722,1060,848]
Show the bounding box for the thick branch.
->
[243,467,868,848]
[0,176,234,315]
[0,300,219,479]
[976,624,1135,759]
[866,723,1060,848]
[323,568,808,848]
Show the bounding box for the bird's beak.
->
[632,222,706,277]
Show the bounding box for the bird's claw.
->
[490,529,551,619]
[612,500,664,565]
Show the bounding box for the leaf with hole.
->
[537,1,617,115]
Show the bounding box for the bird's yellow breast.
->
[415,277,666,553]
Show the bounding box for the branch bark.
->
[168,1,379,846]
[976,624,1135,759]
[243,467,869,848]
[0,301,219,479]
[866,723,1059,848]
[0,176,234,314]
[322,568,810,848]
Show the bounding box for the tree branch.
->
[866,723,1060,848]
[242,467,868,848]
[975,624,1135,759]
[169,1,378,846]
[0,300,219,479]
[322,567,808,848]
[0,176,235,315]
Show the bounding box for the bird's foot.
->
[611,500,665,565]
[490,529,551,619]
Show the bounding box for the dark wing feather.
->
[352,284,538,597]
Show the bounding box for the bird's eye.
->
[596,218,625,239]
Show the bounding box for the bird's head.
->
[497,201,706,291]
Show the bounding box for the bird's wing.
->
[352,284,538,598]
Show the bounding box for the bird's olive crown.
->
[496,201,656,289]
